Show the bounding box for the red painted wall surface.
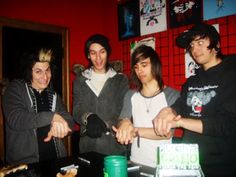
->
[1,0,236,109]
[0,0,124,109]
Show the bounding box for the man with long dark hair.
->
[113,45,179,169]
[153,23,236,177]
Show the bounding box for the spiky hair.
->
[39,49,53,62]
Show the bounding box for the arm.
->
[101,74,129,128]
[112,118,136,145]
[113,118,173,144]
[112,90,134,144]
[175,117,203,134]
[72,75,94,126]
[44,113,72,142]
[72,75,84,125]
[2,80,54,130]
[153,106,203,136]
[55,94,74,129]
[44,94,73,142]
[137,127,172,140]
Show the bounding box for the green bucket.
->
[104,155,127,177]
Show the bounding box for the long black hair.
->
[130,45,164,91]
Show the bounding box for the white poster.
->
[130,37,156,55]
[140,0,167,36]
[185,53,199,78]
[185,24,219,78]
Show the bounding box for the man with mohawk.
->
[2,48,73,165]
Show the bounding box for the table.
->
[5,152,147,177]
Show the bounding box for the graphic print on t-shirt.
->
[187,85,217,117]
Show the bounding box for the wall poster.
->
[169,0,202,28]
[118,0,140,40]
[203,0,236,20]
[130,37,156,55]
[140,0,167,36]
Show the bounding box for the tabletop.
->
[4,152,150,177]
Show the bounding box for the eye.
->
[100,49,106,54]
[33,69,41,74]
[142,63,147,67]
[198,41,204,46]
[46,67,51,73]
[89,51,96,56]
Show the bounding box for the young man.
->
[2,48,73,164]
[153,23,236,177]
[113,45,179,168]
[73,34,129,155]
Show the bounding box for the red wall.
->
[120,14,236,91]
[1,0,236,106]
[0,0,124,107]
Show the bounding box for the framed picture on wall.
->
[140,0,167,36]
[203,0,236,20]
[118,0,140,40]
[168,0,203,28]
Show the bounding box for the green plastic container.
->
[104,155,127,177]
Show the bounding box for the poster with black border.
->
[169,0,202,28]
[118,0,140,40]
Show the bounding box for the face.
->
[189,36,218,69]
[31,62,51,91]
[134,57,155,85]
[88,43,107,73]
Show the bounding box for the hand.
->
[152,107,177,136]
[112,119,137,145]
[44,113,72,142]
[86,114,107,138]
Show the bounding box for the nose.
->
[42,72,47,79]
[96,52,101,59]
[41,72,50,80]
[136,66,143,75]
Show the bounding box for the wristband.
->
[136,128,140,148]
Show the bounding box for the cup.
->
[104,155,127,177]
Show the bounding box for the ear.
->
[215,42,220,52]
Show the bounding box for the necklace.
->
[144,97,153,113]
[143,89,160,114]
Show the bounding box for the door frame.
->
[0,17,70,161]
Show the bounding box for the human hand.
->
[112,119,136,145]
[152,107,177,136]
[86,114,107,138]
[44,113,72,142]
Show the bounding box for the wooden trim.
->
[0,16,71,161]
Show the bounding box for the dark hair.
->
[176,23,222,58]
[21,48,54,82]
[131,45,164,91]
[84,34,111,71]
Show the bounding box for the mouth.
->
[193,53,203,59]
[194,106,202,112]
[95,61,104,67]
[138,75,146,80]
